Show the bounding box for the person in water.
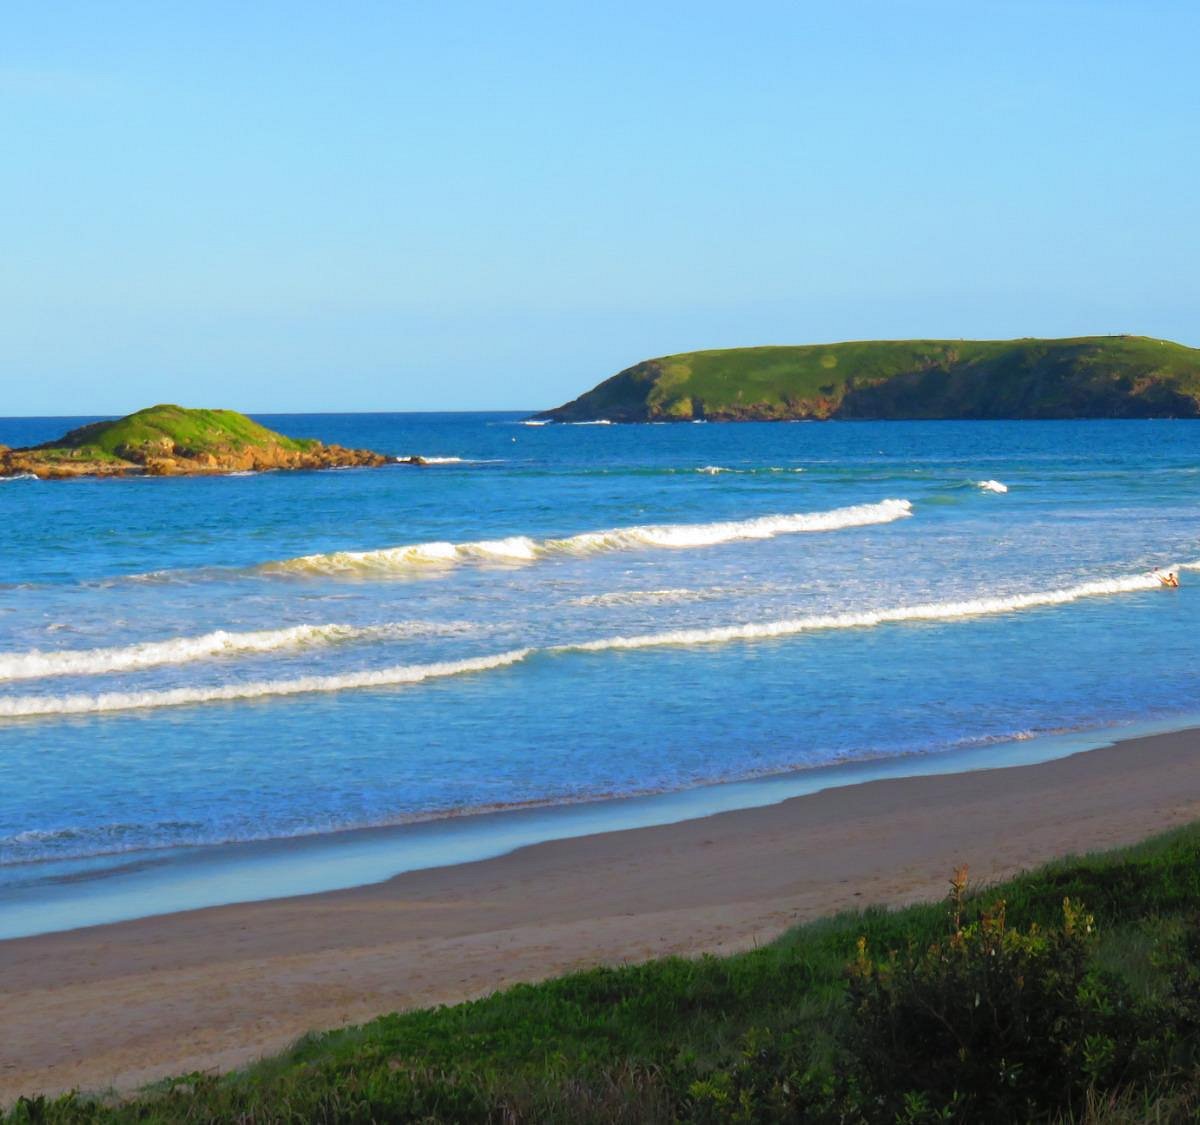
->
[1156,570,1180,588]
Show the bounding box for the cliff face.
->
[535,337,1200,422]
[0,405,388,479]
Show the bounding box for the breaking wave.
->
[0,621,470,682]
[0,649,532,718]
[694,465,805,475]
[0,568,1175,719]
[977,479,1009,493]
[560,572,1165,654]
[263,499,914,576]
[395,456,504,465]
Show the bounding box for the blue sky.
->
[4,0,1197,414]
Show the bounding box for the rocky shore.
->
[0,405,389,480]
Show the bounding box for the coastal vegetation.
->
[0,405,387,479]
[10,823,1200,1122]
[535,336,1200,422]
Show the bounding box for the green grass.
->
[10,823,1200,1123]
[26,405,318,462]
[537,335,1200,421]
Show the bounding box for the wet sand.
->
[3,726,1199,1102]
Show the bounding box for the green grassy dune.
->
[27,405,317,463]
[536,336,1200,422]
[1,405,385,477]
[11,823,1200,1123]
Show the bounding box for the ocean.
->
[2,413,1198,931]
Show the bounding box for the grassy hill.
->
[1,405,386,478]
[536,336,1200,421]
[37,405,319,461]
[9,825,1200,1121]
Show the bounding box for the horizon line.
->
[0,408,541,419]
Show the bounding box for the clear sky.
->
[4,0,1198,414]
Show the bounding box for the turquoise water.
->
[2,415,1199,911]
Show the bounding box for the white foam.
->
[573,588,710,607]
[0,621,468,682]
[694,465,803,475]
[266,499,914,576]
[0,473,38,482]
[561,572,1164,655]
[552,500,912,552]
[1,568,1174,719]
[0,649,532,718]
[977,479,1009,493]
[395,455,505,465]
[520,419,550,426]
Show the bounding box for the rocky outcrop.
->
[0,406,389,480]
[0,441,388,480]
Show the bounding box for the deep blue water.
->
[2,414,1198,889]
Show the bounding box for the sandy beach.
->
[3,725,1199,1104]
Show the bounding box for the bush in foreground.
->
[846,873,1143,1119]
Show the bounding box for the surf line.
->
[0,569,1178,719]
[0,650,534,718]
[102,499,913,587]
[0,621,471,683]
[259,498,914,577]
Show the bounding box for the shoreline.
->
[3,722,1200,1102]
[5,713,1194,940]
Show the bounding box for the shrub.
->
[844,867,1143,1122]
[685,1027,862,1124]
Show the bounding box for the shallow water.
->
[2,414,1198,893]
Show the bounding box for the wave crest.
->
[0,568,1174,719]
[693,465,804,475]
[265,499,914,576]
[395,456,505,465]
[0,621,470,682]
[561,573,1163,654]
[0,649,532,718]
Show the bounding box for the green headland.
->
[0,405,387,479]
[535,335,1200,422]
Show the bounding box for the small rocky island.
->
[0,405,388,479]
[534,336,1200,422]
